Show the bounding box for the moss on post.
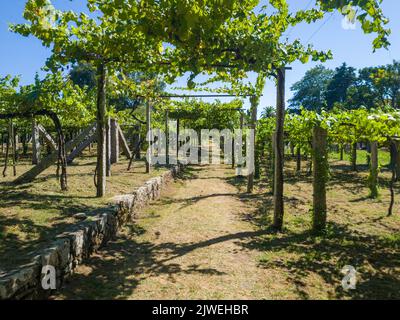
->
[368,141,379,198]
[312,126,328,234]
[273,68,286,231]
[96,63,107,197]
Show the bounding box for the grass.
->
[53,156,400,300]
[249,152,400,299]
[328,148,391,168]
[0,149,167,273]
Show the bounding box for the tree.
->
[345,61,400,110]
[69,63,97,90]
[371,60,400,109]
[11,0,169,197]
[110,72,166,115]
[325,63,357,109]
[11,0,391,228]
[346,67,382,109]
[289,65,333,112]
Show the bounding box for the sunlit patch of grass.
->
[252,157,400,299]
[329,149,391,167]
[52,163,399,300]
[0,149,168,272]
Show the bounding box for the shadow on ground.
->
[55,163,400,299]
[223,164,400,299]
[57,224,270,299]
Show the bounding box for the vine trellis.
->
[0,110,68,191]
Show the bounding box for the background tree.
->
[370,60,400,109]
[69,63,97,91]
[289,65,333,112]
[346,66,382,109]
[326,63,357,109]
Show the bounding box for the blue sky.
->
[0,0,399,112]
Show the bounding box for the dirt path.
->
[53,163,400,300]
[54,165,285,300]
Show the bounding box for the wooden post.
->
[10,121,16,176]
[16,123,96,184]
[388,140,397,216]
[165,110,169,165]
[2,130,10,177]
[96,63,107,197]
[118,125,132,159]
[395,141,400,181]
[270,132,276,193]
[273,68,285,231]
[235,112,244,173]
[351,142,357,171]
[106,117,111,177]
[14,130,19,162]
[176,118,180,161]
[312,126,328,233]
[146,101,151,173]
[22,133,28,156]
[135,125,141,160]
[369,141,379,198]
[390,141,397,169]
[339,144,344,161]
[110,118,119,164]
[247,96,258,193]
[290,143,295,158]
[231,136,235,169]
[296,147,301,172]
[32,119,41,165]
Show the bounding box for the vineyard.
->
[0,0,399,301]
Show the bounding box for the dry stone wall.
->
[0,165,182,300]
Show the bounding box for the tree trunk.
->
[312,126,328,234]
[96,63,107,197]
[273,68,285,231]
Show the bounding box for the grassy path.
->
[54,163,400,300]
[55,165,281,299]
